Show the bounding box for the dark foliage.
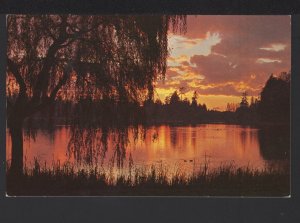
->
[6,15,186,173]
[258,72,290,123]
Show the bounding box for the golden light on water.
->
[6,125,267,178]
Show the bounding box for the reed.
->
[6,159,289,196]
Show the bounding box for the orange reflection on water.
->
[6,124,266,175]
[128,125,263,169]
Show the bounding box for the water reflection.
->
[6,124,289,176]
[258,125,290,160]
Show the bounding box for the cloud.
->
[256,58,282,63]
[190,53,241,83]
[260,43,286,52]
[168,32,221,63]
[157,16,291,109]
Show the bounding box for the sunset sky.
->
[154,16,291,110]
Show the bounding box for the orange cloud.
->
[159,15,291,110]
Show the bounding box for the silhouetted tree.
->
[6,15,186,174]
[236,91,251,123]
[170,91,180,105]
[226,102,238,112]
[258,72,290,123]
[144,90,210,123]
[240,91,249,108]
[155,99,163,105]
[179,86,187,100]
[191,91,198,108]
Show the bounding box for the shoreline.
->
[18,118,290,129]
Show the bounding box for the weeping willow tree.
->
[6,15,186,174]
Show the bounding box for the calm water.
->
[6,124,290,176]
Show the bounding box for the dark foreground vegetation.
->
[7,161,289,196]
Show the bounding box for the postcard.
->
[5,15,290,196]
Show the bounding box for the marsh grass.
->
[6,159,290,196]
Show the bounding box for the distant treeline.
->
[143,71,289,125]
[21,72,290,127]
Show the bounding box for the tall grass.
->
[6,159,290,196]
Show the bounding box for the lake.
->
[6,124,290,177]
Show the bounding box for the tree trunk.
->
[9,118,24,175]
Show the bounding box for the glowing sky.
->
[154,16,291,110]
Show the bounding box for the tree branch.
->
[7,58,27,96]
[49,65,72,101]
[26,63,72,117]
[32,34,68,101]
[31,16,100,103]
[67,22,99,38]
